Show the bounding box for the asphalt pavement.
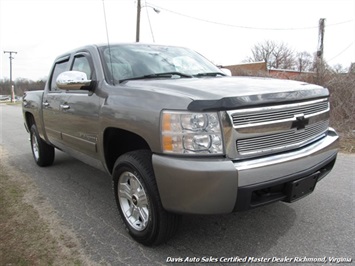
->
[1,104,354,265]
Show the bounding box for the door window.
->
[72,55,92,79]
[50,59,69,91]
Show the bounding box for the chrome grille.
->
[237,120,329,155]
[232,100,329,127]
[226,98,330,158]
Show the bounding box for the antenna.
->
[102,0,115,85]
[145,0,155,42]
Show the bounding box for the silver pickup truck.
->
[23,43,338,246]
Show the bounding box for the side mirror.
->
[56,71,92,90]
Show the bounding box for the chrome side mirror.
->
[56,71,92,90]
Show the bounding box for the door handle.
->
[43,102,50,107]
[60,104,70,110]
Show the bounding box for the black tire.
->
[30,124,55,167]
[112,150,181,246]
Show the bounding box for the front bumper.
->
[153,128,338,215]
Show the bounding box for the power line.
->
[326,20,355,27]
[147,2,353,31]
[327,42,354,63]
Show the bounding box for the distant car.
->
[0,95,10,102]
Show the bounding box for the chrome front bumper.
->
[153,128,338,215]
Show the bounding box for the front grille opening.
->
[251,184,286,207]
[317,157,336,181]
[234,157,337,212]
[250,158,336,208]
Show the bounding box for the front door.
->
[58,52,101,159]
[42,56,70,149]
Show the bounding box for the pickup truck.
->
[23,43,339,246]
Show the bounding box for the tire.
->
[30,124,55,167]
[112,150,181,246]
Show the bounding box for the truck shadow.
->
[165,203,296,257]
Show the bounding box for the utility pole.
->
[316,18,325,84]
[135,0,159,42]
[136,0,141,42]
[3,50,17,102]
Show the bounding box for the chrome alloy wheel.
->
[31,132,40,161]
[118,171,149,231]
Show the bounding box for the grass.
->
[339,134,355,153]
[0,168,56,265]
[0,158,90,266]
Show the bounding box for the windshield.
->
[99,44,222,84]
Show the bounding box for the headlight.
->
[161,111,224,155]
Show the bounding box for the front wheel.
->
[112,150,181,246]
[30,124,55,167]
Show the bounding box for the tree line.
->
[0,78,46,97]
[245,40,350,73]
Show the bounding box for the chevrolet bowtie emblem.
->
[292,114,309,132]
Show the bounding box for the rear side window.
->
[50,59,69,91]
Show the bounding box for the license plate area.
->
[284,171,320,202]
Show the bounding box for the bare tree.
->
[248,40,275,68]
[296,51,314,72]
[331,64,348,74]
[273,42,295,69]
[247,40,295,70]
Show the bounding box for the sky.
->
[0,0,354,81]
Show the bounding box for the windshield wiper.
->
[194,72,226,77]
[119,72,193,83]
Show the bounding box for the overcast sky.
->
[1,0,354,81]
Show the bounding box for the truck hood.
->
[124,76,329,111]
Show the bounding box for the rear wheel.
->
[30,124,55,167]
[112,150,181,246]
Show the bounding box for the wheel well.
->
[104,128,151,174]
[25,112,35,129]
